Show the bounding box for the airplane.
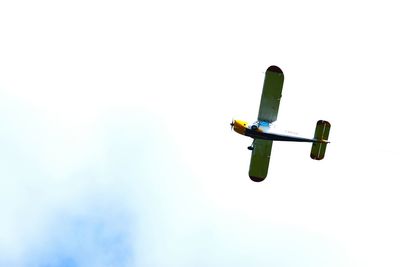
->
[230,65,331,182]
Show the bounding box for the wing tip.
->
[317,120,331,127]
[249,175,266,182]
[267,65,283,74]
[310,154,324,160]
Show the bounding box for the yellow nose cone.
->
[233,120,247,135]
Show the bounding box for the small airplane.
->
[231,66,331,182]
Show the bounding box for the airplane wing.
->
[248,139,273,182]
[257,66,285,123]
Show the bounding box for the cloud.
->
[22,199,135,267]
[0,94,135,266]
[0,93,207,267]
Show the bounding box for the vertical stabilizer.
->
[310,120,331,160]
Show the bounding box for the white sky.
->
[1,0,400,266]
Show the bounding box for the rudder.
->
[310,120,331,160]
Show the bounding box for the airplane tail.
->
[310,120,331,160]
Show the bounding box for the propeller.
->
[230,119,235,130]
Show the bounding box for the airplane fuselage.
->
[232,119,327,143]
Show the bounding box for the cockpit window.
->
[259,121,270,127]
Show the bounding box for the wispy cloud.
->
[0,95,157,264]
[0,93,207,267]
[22,200,135,267]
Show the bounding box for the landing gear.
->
[248,140,255,150]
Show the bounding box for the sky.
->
[1,0,400,266]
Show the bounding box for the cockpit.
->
[251,121,270,130]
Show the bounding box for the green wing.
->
[257,66,285,122]
[248,139,273,182]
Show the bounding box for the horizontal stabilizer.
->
[310,120,331,160]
